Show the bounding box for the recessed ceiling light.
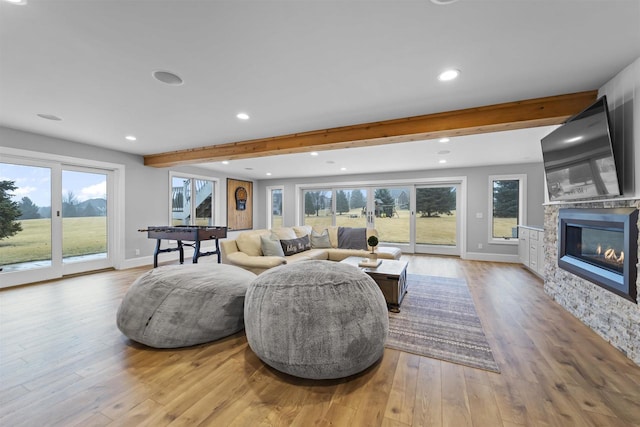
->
[266,172,272,176]
[125,135,137,141]
[430,0,459,5]
[340,167,347,171]
[236,112,250,120]
[439,159,447,164]
[310,152,319,156]
[152,70,184,86]
[3,0,27,5]
[221,160,229,165]
[437,150,450,155]
[438,69,460,82]
[439,138,450,143]
[37,114,62,121]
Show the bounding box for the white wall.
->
[599,56,640,198]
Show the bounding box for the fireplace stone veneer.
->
[544,200,640,366]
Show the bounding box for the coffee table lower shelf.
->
[340,256,409,312]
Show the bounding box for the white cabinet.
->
[518,226,544,278]
[537,234,545,277]
[518,227,530,266]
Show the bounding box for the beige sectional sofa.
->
[220,225,402,274]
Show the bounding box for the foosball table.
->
[140,226,227,268]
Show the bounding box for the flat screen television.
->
[541,96,621,201]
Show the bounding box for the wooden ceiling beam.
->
[143,90,598,168]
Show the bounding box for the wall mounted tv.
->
[541,96,621,202]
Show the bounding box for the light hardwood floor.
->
[1,255,639,426]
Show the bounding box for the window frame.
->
[168,171,220,226]
[266,185,284,229]
[488,174,526,245]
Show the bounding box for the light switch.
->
[476,212,483,219]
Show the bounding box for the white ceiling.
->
[1,0,639,179]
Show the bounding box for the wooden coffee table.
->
[340,256,408,312]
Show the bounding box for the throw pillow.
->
[310,229,331,249]
[280,235,311,256]
[337,227,368,250]
[260,234,285,257]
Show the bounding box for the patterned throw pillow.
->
[280,235,311,256]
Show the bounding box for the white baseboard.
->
[119,256,154,270]
[118,244,219,270]
[462,252,520,263]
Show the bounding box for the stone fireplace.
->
[558,207,638,302]
[544,200,640,366]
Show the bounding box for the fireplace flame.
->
[603,248,624,263]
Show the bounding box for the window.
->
[302,188,333,229]
[267,186,283,229]
[170,173,218,226]
[489,174,526,243]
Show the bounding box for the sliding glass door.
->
[298,179,463,256]
[371,186,411,248]
[302,189,333,229]
[61,168,109,269]
[0,160,58,283]
[335,188,368,229]
[415,184,460,255]
[1,156,116,287]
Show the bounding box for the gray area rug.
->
[386,274,500,373]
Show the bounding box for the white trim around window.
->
[266,185,284,229]
[0,146,125,286]
[488,174,527,245]
[168,171,220,226]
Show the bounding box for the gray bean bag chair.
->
[117,263,256,348]
[244,260,388,379]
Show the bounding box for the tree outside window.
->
[490,177,524,240]
[416,187,455,218]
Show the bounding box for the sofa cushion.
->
[293,225,312,238]
[326,226,339,248]
[337,227,368,250]
[280,235,312,256]
[271,227,297,240]
[236,230,269,257]
[376,246,402,259]
[285,249,329,262]
[310,229,332,248]
[260,234,285,257]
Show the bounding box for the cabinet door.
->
[536,230,545,276]
[518,227,530,266]
[529,240,538,271]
